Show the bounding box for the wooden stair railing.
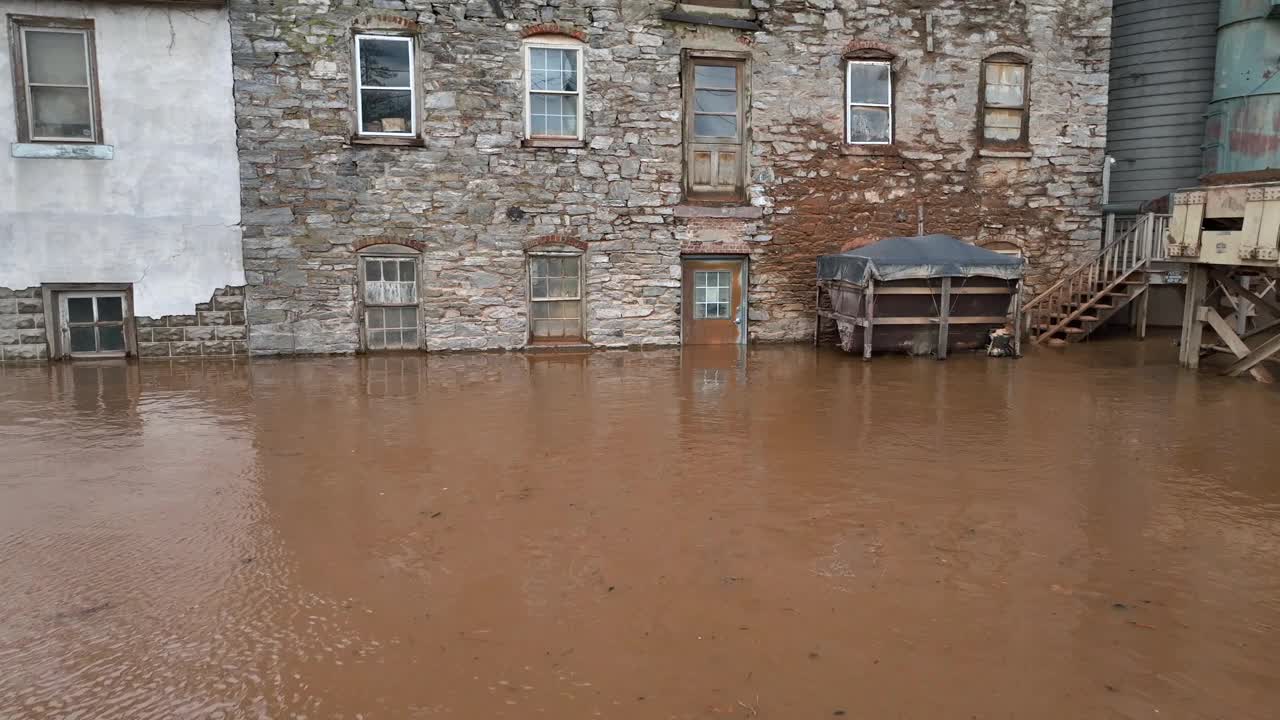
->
[1021,213,1166,345]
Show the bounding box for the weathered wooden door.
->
[682,259,746,345]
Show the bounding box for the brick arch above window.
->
[524,234,588,253]
[520,23,588,43]
[842,40,896,61]
[983,46,1031,63]
[354,238,425,253]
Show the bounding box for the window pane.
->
[98,324,125,351]
[30,86,92,139]
[383,330,402,348]
[530,93,577,137]
[398,307,417,329]
[694,65,737,89]
[67,297,94,323]
[985,63,1025,107]
[361,89,412,134]
[562,256,580,279]
[694,114,737,138]
[358,38,411,88]
[382,260,398,282]
[694,89,736,114]
[367,308,384,329]
[96,296,123,322]
[848,62,890,105]
[530,48,577,92]
[365,261,381,281]
[531,257,549,278]
[400,259,416,282]
[848,106,891,143]
[368,330,386,349]
[69,326,96,352]
[26,31,88,85]
[531,278,549,299]
[984,108,1023,141]
[402,329,418,348]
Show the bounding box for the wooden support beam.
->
[872,286,1012,296]
[813,285,821,346]
[937,278,951,360]
[1011,281,1023,358]
[1212,270,1280,320]
[1199,306,1275,383]
[1223,330,1280,380]
[1179,265,1208,369]
[1135,285,1149,341]
[863,280,875,361]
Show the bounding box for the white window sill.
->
[12,143,113,160]
[979,148,1032,159]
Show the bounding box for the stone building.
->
[233,0,1110,354]
[0,0,245,363]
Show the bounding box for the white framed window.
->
[59,292,128,357]
[354,34,416,137]
[529,254,583,340]
[9,16,101,143]
[981,55,1029,146]
[846,60,892,145]
[693,270,733,319]
[523,39,584,140]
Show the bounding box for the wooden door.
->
[682,259,745,345]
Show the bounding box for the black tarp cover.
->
[817,234,1025,285]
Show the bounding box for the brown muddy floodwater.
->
[1,340,1279,720]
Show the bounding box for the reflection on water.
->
[1,343,1279,719]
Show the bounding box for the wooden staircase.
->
[1022,214,1166,345]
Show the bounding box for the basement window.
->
[9,16,102,144]
[59,292,129,357]
[354,34,416,137]
[529,254,584,341]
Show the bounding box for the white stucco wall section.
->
[0,1,244,318]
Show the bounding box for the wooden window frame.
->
[978,53,1031,149]
[8,15,103,144]
[845,60,893,145]
[527,251,586,343]
[40,283,136,359]
[357,248,421,352]
[682,52,749,205]
[523,36,586,142]
[353,33,418,138]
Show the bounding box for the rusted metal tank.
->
[1204,0,1280,176]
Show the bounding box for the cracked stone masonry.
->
[230,0,1111,354]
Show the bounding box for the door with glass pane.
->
[59,292,128,357]
[682,259,746,345]
[528,255,583,342]
[362,256,419,351]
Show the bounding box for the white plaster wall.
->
[0,1,243,317]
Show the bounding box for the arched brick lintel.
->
[524,234,588,252]
[842,40,896,60]
[520,23,587,42]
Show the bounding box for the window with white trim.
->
[361,255,419,351]
[60,292,128,357]
[524,39,584,140]
[354,34,416,136]
[528,255,583,340]
[9,16,101,143]
[846,60,892,145]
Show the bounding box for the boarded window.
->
[529,255,583,340]
[526,43,584,139]
[981,57,1028,146]
[355,34,415,136]
[684,57,746,202]
[846,60,892,144]
[9,16,101,143]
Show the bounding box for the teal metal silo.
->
[1204,0,1280,176]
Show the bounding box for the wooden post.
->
[1135,286,1149,340]
[813,284,822,346]
[1011,280,1023,358]
[937,277,951,360]
[1224,330,1280,380]
[1179,265,1207,368]
[863,280,875,361]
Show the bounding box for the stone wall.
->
[135,287,250,359]
[0,288,48,362]
[231,0,1111,353]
